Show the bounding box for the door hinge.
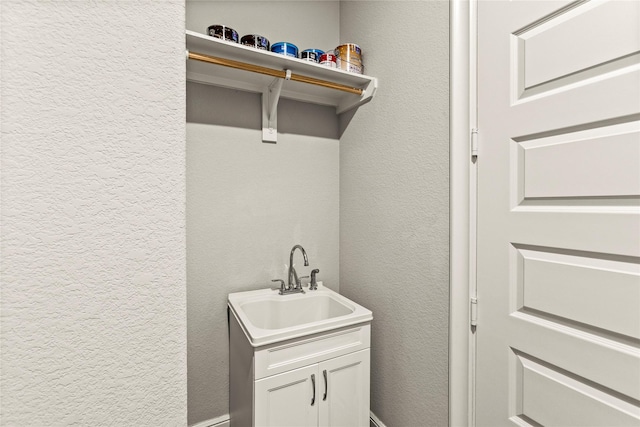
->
[470,297,478,327]
[471,128,479,159]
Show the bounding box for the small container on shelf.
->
[271,42,299,58]
[241,34,270,51]
[319,52,337,68]
[207,25,239,43]
[335,43,363,74]
[300,49,324,63]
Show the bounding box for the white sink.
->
[228,282,373,347]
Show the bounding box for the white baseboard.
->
[370,411,387,427]
[190,414,230,427]
[191,411,382,427]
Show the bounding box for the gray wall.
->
[339,2,450,426]
[0,1,187,425]
[186,2,341,424]
[187,0,340,50]
[186,1,450,425]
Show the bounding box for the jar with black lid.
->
[207,25,239,43]
[241,34,270,51]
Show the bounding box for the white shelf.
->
[186,30,377,141]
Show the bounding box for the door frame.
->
[449,0,478,425]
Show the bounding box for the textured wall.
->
[339,2,450,426]
[0,1,187,425]
[185,3,341,424]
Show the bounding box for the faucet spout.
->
[288,245,309,290]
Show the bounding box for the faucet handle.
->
[272,279,286,294]
[296,276,309,290]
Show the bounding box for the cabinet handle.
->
[323,369,328,401]
[311,374,316,406]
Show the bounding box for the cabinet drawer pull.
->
[311,374,316,406]
[323,369,328,401]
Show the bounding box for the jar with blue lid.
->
[271,42,299,58]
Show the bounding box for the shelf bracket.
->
[336,77,378,114]
[262,69,291,143]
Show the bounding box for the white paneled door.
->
[476,1,640,425]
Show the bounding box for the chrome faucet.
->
[287,244,309,292]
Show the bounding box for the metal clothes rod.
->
[188,51,364,96]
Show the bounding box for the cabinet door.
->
[318,349,370,427]
[255,363,319,427]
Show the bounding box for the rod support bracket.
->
[262,69,290,143]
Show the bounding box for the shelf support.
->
[336,77,378,114]
[262,69,291,143]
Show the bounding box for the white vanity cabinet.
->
[229,307,371,427]
[255,349,370,427]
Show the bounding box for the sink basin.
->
[240,293,354,330]
[228,282,373,347]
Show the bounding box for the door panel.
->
[518,0,640,91]
[255,364,319,427]
[517,122,640,199]
[319,349,370,427]
[476,1,640,425]
[517,246,640,339]
[516,350,640,426]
